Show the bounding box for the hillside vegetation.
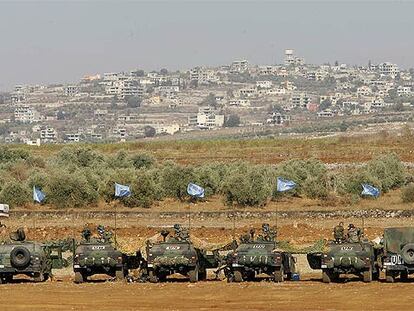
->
[0,133,413,209]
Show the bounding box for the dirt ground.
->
[2,211,414,310]
[1,276,414,311]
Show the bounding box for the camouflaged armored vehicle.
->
[73,226,126,283]
[0,228,52,284]
[226,224,297,282]
[381,227,414,282]
[144,225,206,283]
[307,226,380,283]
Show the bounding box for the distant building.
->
[14,106,39,123]
[378,62,399,76]
[266,112,291,125]
[290,92,311,108]
[40,126,57,143]
[65,133,81,143]
[284,49,305,66]
[65,85,78,97]
[188,107,224,129]
[230,60,249,73]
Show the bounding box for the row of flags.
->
[32,178,380,204]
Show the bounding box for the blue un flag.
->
[277,177,297,192]
[33,186,46,203]
[361,183,380,198]
[187,183,205,198]
[115,183,131,198]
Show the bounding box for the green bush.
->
[222,165,273,206]
[337,169,381,196]
[194,164,222,196]
[275,159,328,199]
[160,162,195,200]
[0,180,31,207]
[46,170,99,208]
[56,147,104,168]
[130,153,155,169]
[402,184,414,203]
[365,153,405,192]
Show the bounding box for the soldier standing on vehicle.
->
[173,224,189,241]
[347,223,359,242]
[333,222,345,243]
[81,227,92,242]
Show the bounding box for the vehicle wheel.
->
[0,276,4,284]
[148,270,159,283]
[34,272,45,283]
[274,267,284,283]
[322,269,331,283]
[189,268,199,283]
[198,268,207,281]
[10,246,31,269]
[363,267,372,283]
[115,269,125,281]
[385,271,395,283]
[233,270,243,283]
[5,274,13,283]
[43,273,50,282]
[400,271,409,281]
[74,271,85,284]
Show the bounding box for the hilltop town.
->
[1,49,413,145]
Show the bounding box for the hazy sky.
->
[1,1,413,91]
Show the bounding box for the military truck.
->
[381,227,414,283]
[73,226,127,283]
[0,228,52,284]
[225,224,297,282]
[307,240,380,283]
[143,225,206,283]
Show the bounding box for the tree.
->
[319,99,332,111]
[224,114,241,127]
[160,68,168,75]
[202,93,218,108]
[132,69,145,77]
[126,96,142,108]
[56,110,66,120]
[144,126,156,137]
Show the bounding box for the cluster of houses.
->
[1,49,413,144]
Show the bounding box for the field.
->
[14,130,414,165]
[2,133,414,310]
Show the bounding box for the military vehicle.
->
[143,225,206,283]
[307,238,380,283]
[73,226,127,283]
[225,224,297,282]
[381,227,414,282]
[0,228,52,284]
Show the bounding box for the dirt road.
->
[0,276,413,311]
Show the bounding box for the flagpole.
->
[114,201,118,247]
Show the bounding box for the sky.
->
[1,1,413,91]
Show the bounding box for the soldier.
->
[173,224,189,241]
[333,222,345,243]
[347,223,359,243]
[97,225,112,243]
[259,224,277,242]
[81,227,92,242]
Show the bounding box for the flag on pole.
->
[361,183,380,198]
[33,186,46,203]
[277,177,297,192]
[114,183,131,198]
[187,183,205,198]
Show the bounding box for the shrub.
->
[56,147,104,168]
[274,159,328,199]
[46,170,99,208]
[402,184,414,203]
[222,165,273,206]
[365,153,404,192]
[160,162,195,200]
[336,169,381,196]
[130,153,155,169]
[0,180,31,207]
[194,164,222,196]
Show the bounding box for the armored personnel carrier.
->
[307,227,380,283]
[381,227,414,282]
[143,225,205,283]
[225,224,297,282]
[73,226,126,283]
[0,228,52,284]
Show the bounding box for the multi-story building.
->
[378,62,399,76]
[230,60,249,73]
[284,49,305,66]
[65,85,78,96]
[14,106,39,123]
[188,107,224,129]
[290,92,311,108]
[40,126,57,143]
